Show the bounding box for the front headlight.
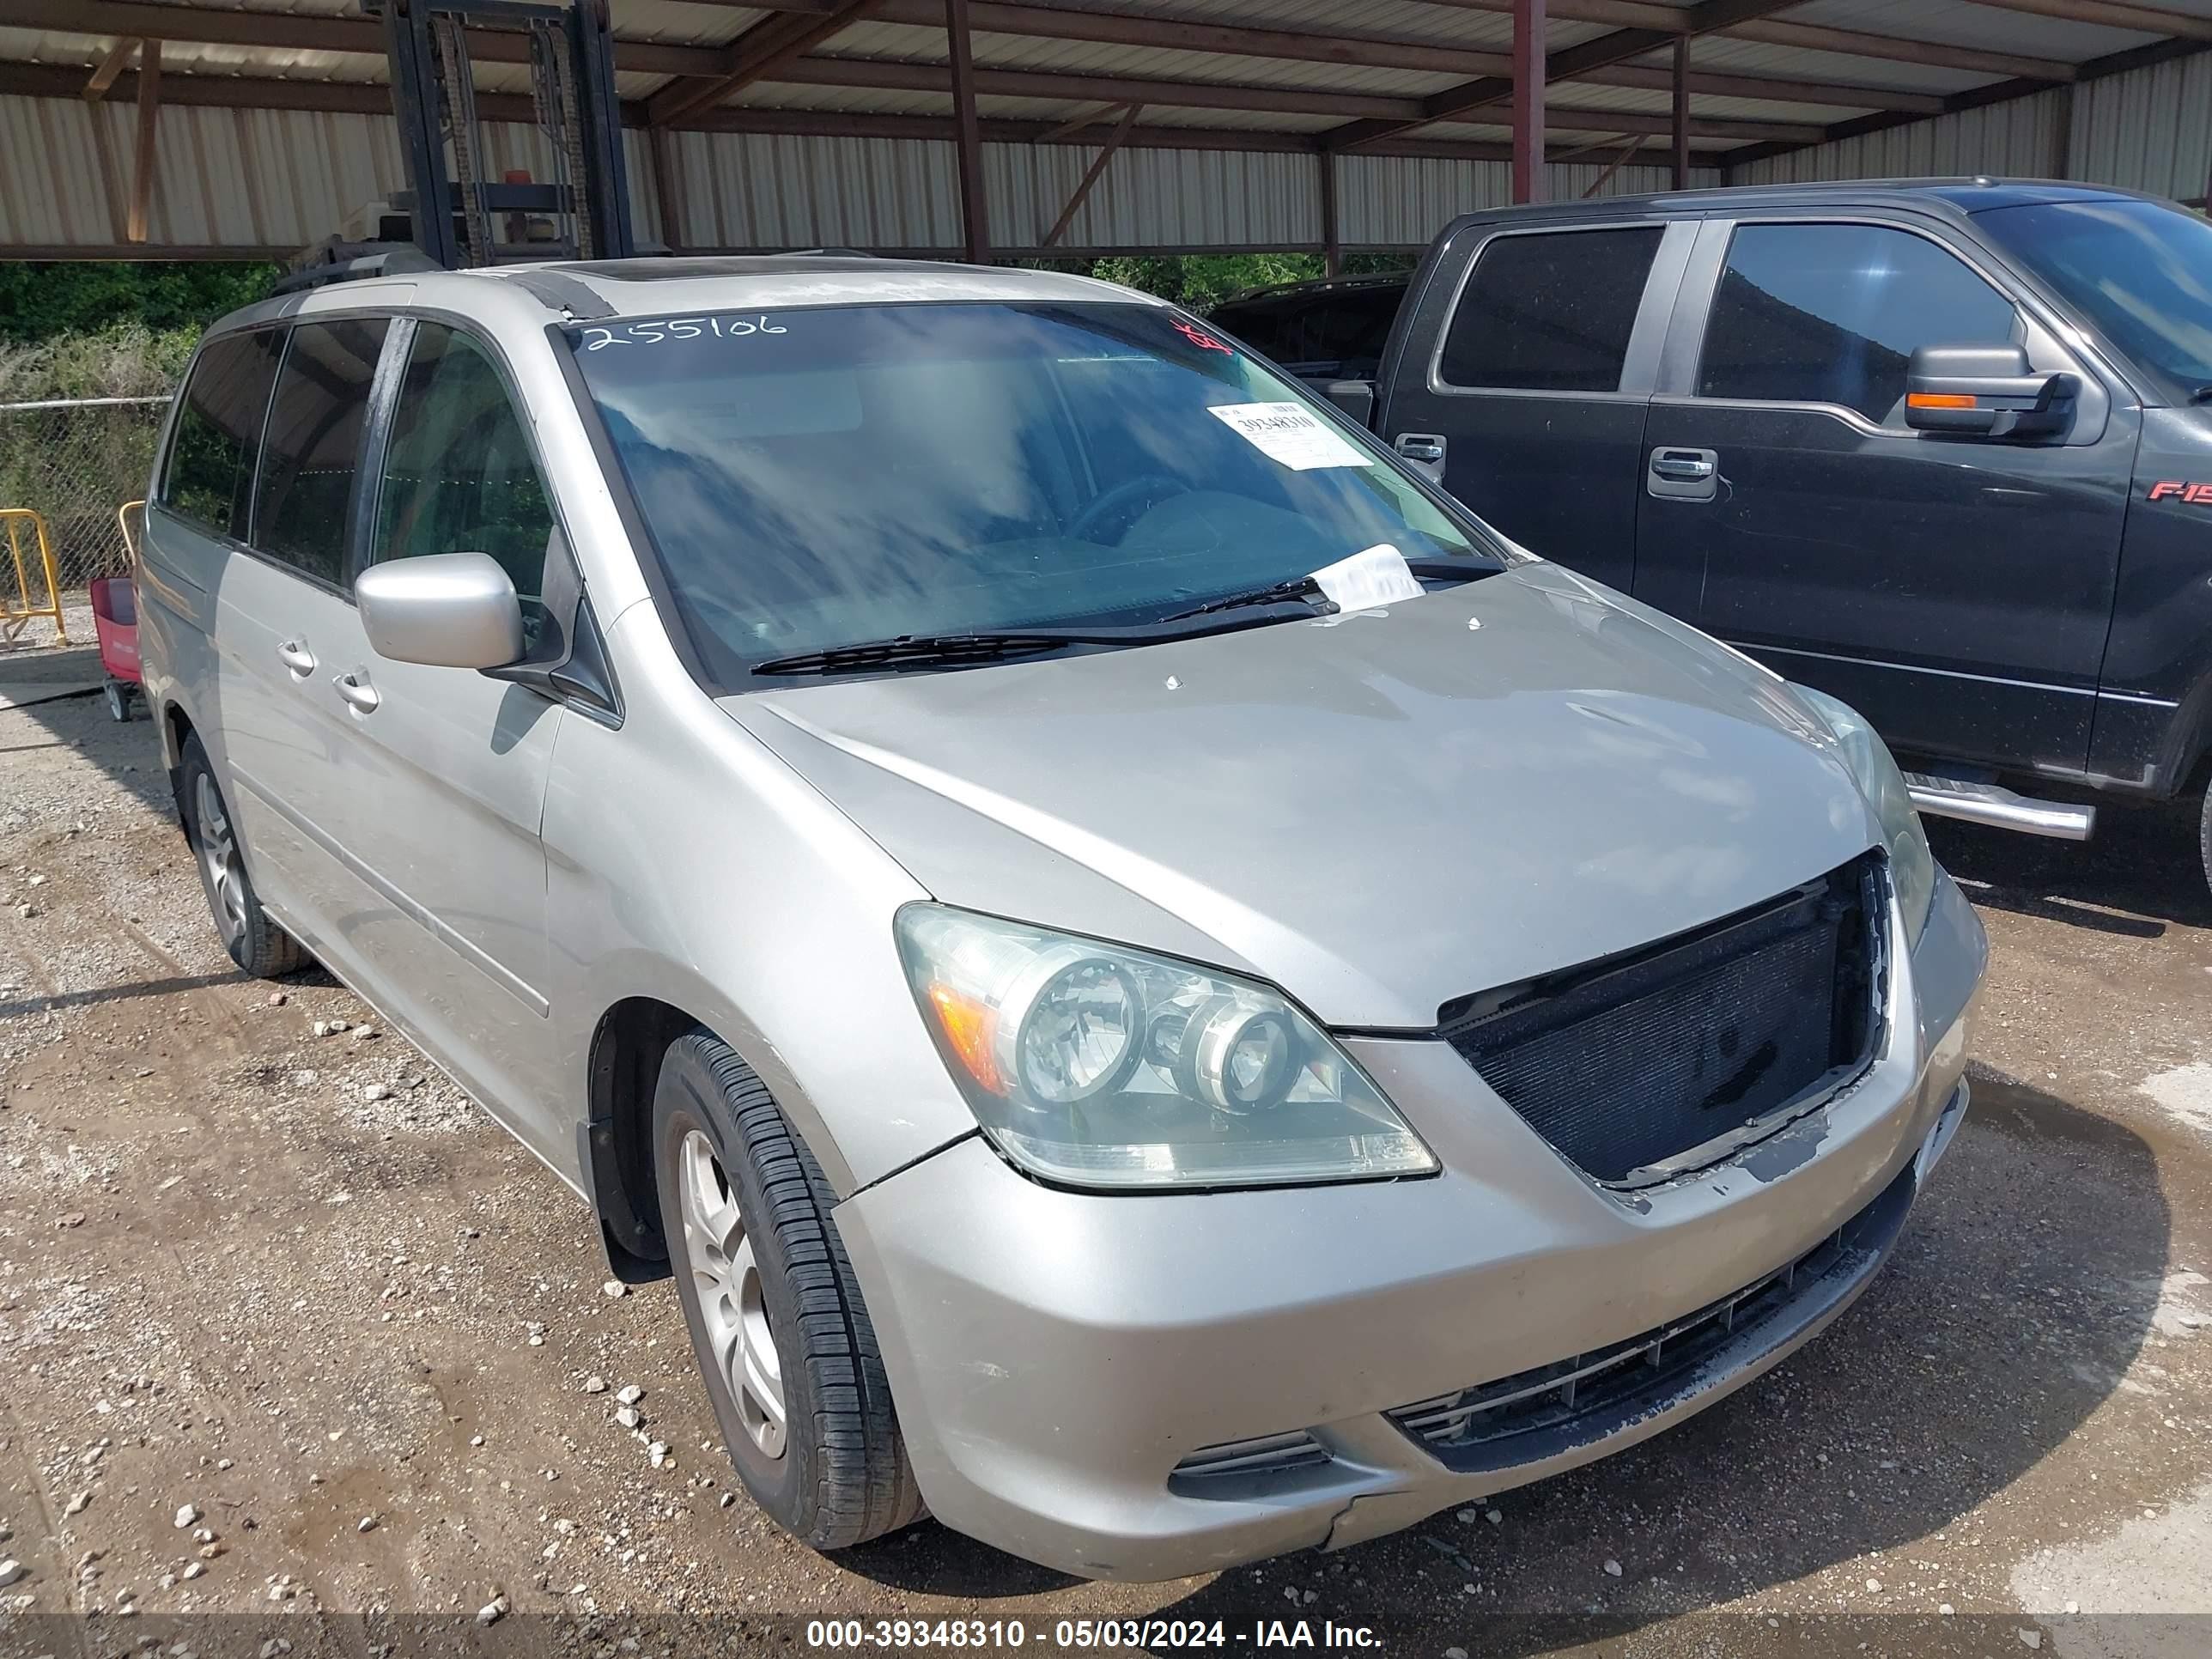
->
[895,905,1437,1191]
[1790,684,1935,939]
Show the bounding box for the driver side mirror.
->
[1323,378,1376,428]
[1905,343,2077,440]
[356,551,525,671]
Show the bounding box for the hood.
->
[725,563,1883,1029]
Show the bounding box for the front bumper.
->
[835,871,1986,1581]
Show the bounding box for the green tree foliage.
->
[0,261,281,404]
[0,260,281,343]
[1024,252,1414,310]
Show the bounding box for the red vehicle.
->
[94,499,145,721]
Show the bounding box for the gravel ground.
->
[0,637,2207,1659]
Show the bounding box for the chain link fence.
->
[0,395,171,597]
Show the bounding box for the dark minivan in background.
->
[1217,181,2212,895]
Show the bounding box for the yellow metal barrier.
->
[1,507,67,645]
[117,499,146,569]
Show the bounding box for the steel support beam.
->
[945,0,990,263]
[1319,149,1341,274]
[733,0,2110,80]
[82,35,137,102]
[0,58,1826,153]
[1329,0,1814,153]
[1581,133,1647,197]
[769,52,1825,140]
[125,37,158,244]
[647,0,881,127]
[650,125,686,250]
[1511,0,1544,204]
[1671,35,1690,189]
[1040,101,1141,247]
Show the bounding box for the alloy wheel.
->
[194,772,247,948]
[678,1128,787,1460]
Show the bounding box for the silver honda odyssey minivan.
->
[137,257,1984,1582]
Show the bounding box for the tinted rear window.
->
[161,330,282,541]
[253,318,391,585]
[1438,228,1662,392]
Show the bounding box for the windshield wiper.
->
[1158,558,1496,624]
[753,632,1082,676]
[755,561,1505,677]
[1159,575,1332,623]
[2191,385,2212,403]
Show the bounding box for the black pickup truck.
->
[1212,180,2212,895]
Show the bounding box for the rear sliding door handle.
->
[333,670,380,714]
[276,639,316,676]
[1647,446,1720,501]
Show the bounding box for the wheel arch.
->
[578,976,860,1285]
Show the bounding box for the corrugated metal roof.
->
[822,21,1476,100]
[1681,36,1990,98]
[8,0,2212,254]
[1789,0,2153,62]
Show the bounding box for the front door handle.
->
[1647,446,1720,501]
[333,669,380,714]
[1393,431,1447,483]
[276,639,316,676]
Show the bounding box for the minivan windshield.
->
[566,301,1490,681]
[1977,198,2212,401]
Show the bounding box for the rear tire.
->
[652,1031,922,1551]
[177,733,308,979]
[2199,773,2211,901]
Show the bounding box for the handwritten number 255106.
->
[580,316,788,349]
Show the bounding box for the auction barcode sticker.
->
[1207,401,1375,471]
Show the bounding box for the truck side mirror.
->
[1323,379,1376,428]
[1905,343,2076,440]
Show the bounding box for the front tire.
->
[177,733,307,979]
[652,1032,922,1550]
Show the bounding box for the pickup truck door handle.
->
[1394,432,1447,483]
[276,638,317,676]
[1647,446,1720,501]
[333,670,381,714]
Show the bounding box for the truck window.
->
[1698,222,2016,426]
[252,318,391,587]
[1437,228,1662,392]
[160,330,283,543]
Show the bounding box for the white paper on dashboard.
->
[1206,401,1375,471]
[1309,544,1423,612]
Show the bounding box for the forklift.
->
[285,0,638,289]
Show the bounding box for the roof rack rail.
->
[272,243,445,296]
[769,247,879,258]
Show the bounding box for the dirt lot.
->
[0,638,2208,1659]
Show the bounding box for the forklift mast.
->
[367,0,634,268]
